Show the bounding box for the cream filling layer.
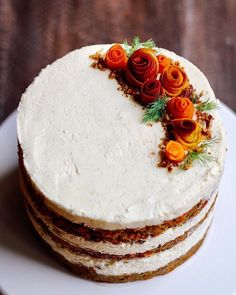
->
[27,207,213,276]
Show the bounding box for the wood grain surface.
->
[0,0,236,124]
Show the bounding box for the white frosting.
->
[17,44,226,230]
[28,206,213,276]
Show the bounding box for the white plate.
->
[0,103,236,295]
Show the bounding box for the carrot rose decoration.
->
[160,65,189,96]
[172,119,203,149]
[157,54,171,73]
[105,44,128,70]
[165,140,185,162]
[126,48,159,87]
[140,79,165,105]
[167,97,194,119]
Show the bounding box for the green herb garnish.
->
[198,136,219,149]
[195,98,219,112]
[124,36,156,57]
[179,151,212,170]
[142,96,168,123]
[191,94,199,104]
[179,137,218,170]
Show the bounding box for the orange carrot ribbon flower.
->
[126,48,159,87]
[140,79,165,105]
[165,140,185,162]
[172,119,203,149]
[105,44,128,70]
[157,54,171,74]
[160,65,189,96]
[167,97,194,119]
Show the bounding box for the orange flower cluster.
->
[165,95,203,162]
[105,45,190,107]
[165,118,204,162]
[105,45,190,102]
[103,44,206,169]
[105,45,160,104]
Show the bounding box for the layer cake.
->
[17,41,226,282]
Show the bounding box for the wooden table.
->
[0,0,235,124]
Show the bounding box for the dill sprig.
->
[179,137,218,170]
[124,36,157,57]
[199,136,219,149]
[191,94,199,104]
[179,151,212,170]
[195,98,219,112]
[142,96,168,123]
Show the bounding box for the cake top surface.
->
[17,44,225,229]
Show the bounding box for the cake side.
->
[20,155,215,281]
[17,44,226,230]
[26,204,208,283]
[26,205,211,281]
[20,150,215,245]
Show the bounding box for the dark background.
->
[1,0,236,124]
